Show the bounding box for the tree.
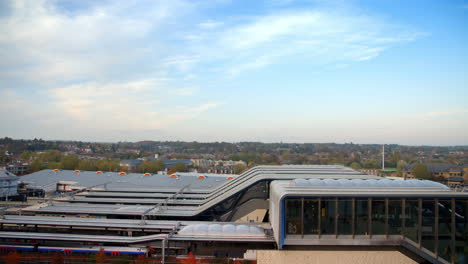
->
[363,159,379,169]
[19,151,35,160]
[396,160,407,177]
[61,155,79,170]
[138,160,165,173]
[30,159,46,172]
[39,150,62,162]
[171,162,187,172]
[78,160,98,171]
[96,160,120,172]
[233,164,247,174]
[47,162,62,170]
[350,162,361,170]
[412,163,432,180]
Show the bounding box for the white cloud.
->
[45,80,219,131]
[181,9,423,76]
[0,0,191,83]
[198,21,224,29]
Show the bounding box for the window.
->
[337,199,353,235]
[438,200,452,262]
[371,199,386,235]
[455,200,467,264]
[286,199,302,235]
[321,199,336,235]
[303,199,319,235]
[388,199,402,235]
[355,199,369,235]
[421,199,436,253]
[404,199,419,243]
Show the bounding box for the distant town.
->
[1,137,467,186]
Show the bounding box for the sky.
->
[0,0,467,145]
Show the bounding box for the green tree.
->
[363,159,379,169]
[350,162,361,170]
[60,155,79,170]
[30,160,46,172]
[39,150,62,162]
[138,160,165,173]
[96,160,120,172]
[78,160,98,171]
[19,151,35,160]
[233,164,247,174]
[171,162,187,172]
[47,162,62,170]
[396,160,408,177]
[412,163,432,180]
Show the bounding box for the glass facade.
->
[303,199,319,235]
[371,199,386,235]
[355,199,369,236]
[320,199,336,235]
[285,199,302,235]
[404,199,419,242]
[455,200,467,264]
[337,199,353,235]
[388,199,403,235]
[284,197,468,264]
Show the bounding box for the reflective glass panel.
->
[438,200,452,262]
[338,199,353,235]
[421,199,435,253]
[388,199,403,235]
[404,199,419,243]
[355,199,369,235]
[321,199,336,235]
[303,199,319,234]
[371,200,386,235]
[455,200,467,264]
[286,199,302,235]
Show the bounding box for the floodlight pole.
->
[382,145,385,171]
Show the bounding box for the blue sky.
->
[0,0,467,145]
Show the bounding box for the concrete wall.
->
[256,250,417,264]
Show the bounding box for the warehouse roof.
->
[20,169,235,192]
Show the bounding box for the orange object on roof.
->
[170,174,178,178]
[226,176,234,180]
[119,172,126,175]
[197,175,206,179]
[144,173,151,176]
[53,169,59,172]
[73,170,80,173]
[96,171,103,174]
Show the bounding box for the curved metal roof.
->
[178,223,264,237]
[291,178,448,189]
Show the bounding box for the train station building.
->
[0,165,466,263]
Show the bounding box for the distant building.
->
[192,159,246,168]
[5,163,30,176]
[0,170,20,200]
[119,159,143,172]
[206,166,234,174]
[161,159,193,168]
[402,162,466,183]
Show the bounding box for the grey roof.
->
[447,176,464,182]
[119,159,143,166]
[292,178,448,189]
[0,170,18,180]
[22,165,380,217]
[403,163,463,173]
[20,170,234,192]
[178,223,264,237]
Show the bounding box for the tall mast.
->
[382,145,385,171]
